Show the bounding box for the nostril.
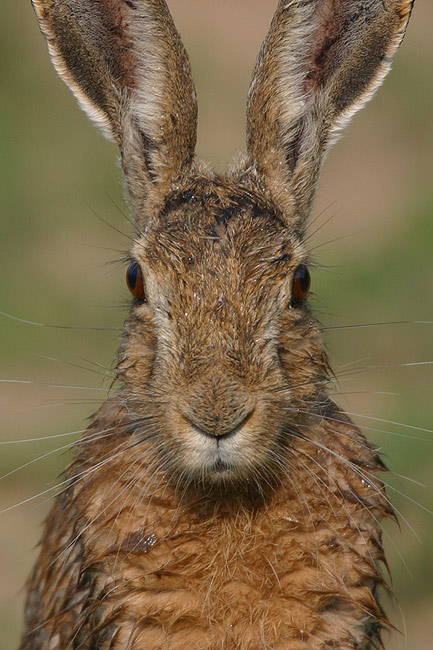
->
[184,408,255,440]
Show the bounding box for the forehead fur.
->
[133,177,305,281]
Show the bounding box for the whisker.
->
[0,379,109,392]
[0,427,116,483]
[0,429,86,445]
[342,411,433,436]
[29,352,114,379]
[321,320,433,332]
[308,230,365,254]
[292,407,433,442]
[0,310,121,331]
[0,417,152,514]
[86,204,136,244]
[105,192,134,226]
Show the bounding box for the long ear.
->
[31,0,198,219]
[246,0,413,231]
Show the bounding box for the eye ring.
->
[126,261,146,302]
[291,265,311,304]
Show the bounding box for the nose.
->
[179,372,257,439]
[184,408,255,440]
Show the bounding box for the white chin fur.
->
[181,432,245,478]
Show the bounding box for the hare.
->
[21,1,414,649]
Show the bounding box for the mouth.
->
[209,457,233,474]
[175,409,259,481]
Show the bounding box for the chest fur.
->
[76,478,384,649]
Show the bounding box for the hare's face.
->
[119,180,327,487]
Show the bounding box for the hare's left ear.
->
[246,0,413,231]
[31,0,198,220]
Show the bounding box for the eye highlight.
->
[126,261,146,301]
[291,265,311,304]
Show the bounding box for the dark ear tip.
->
[395,0,414,31]
[398,0,415,15]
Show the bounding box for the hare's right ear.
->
[31,0,197,219]
[246,0,413,233]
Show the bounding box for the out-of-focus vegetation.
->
[1,2,432,648]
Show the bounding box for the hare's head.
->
[120,177,326,490]
[33,0,413,489]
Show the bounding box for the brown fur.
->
[22,1,413,648]
[21,397,389,649]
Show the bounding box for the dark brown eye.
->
[126,262,146,301]
[291,265,311,304]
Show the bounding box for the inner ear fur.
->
[32,0,198,219]
[246,0,414,231]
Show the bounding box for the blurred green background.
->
[1,1,432,647]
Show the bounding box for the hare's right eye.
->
[126,262,146,302]
[291,265,311,305]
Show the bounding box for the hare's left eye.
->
[291,265,310,304]
[126,262,146,302]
